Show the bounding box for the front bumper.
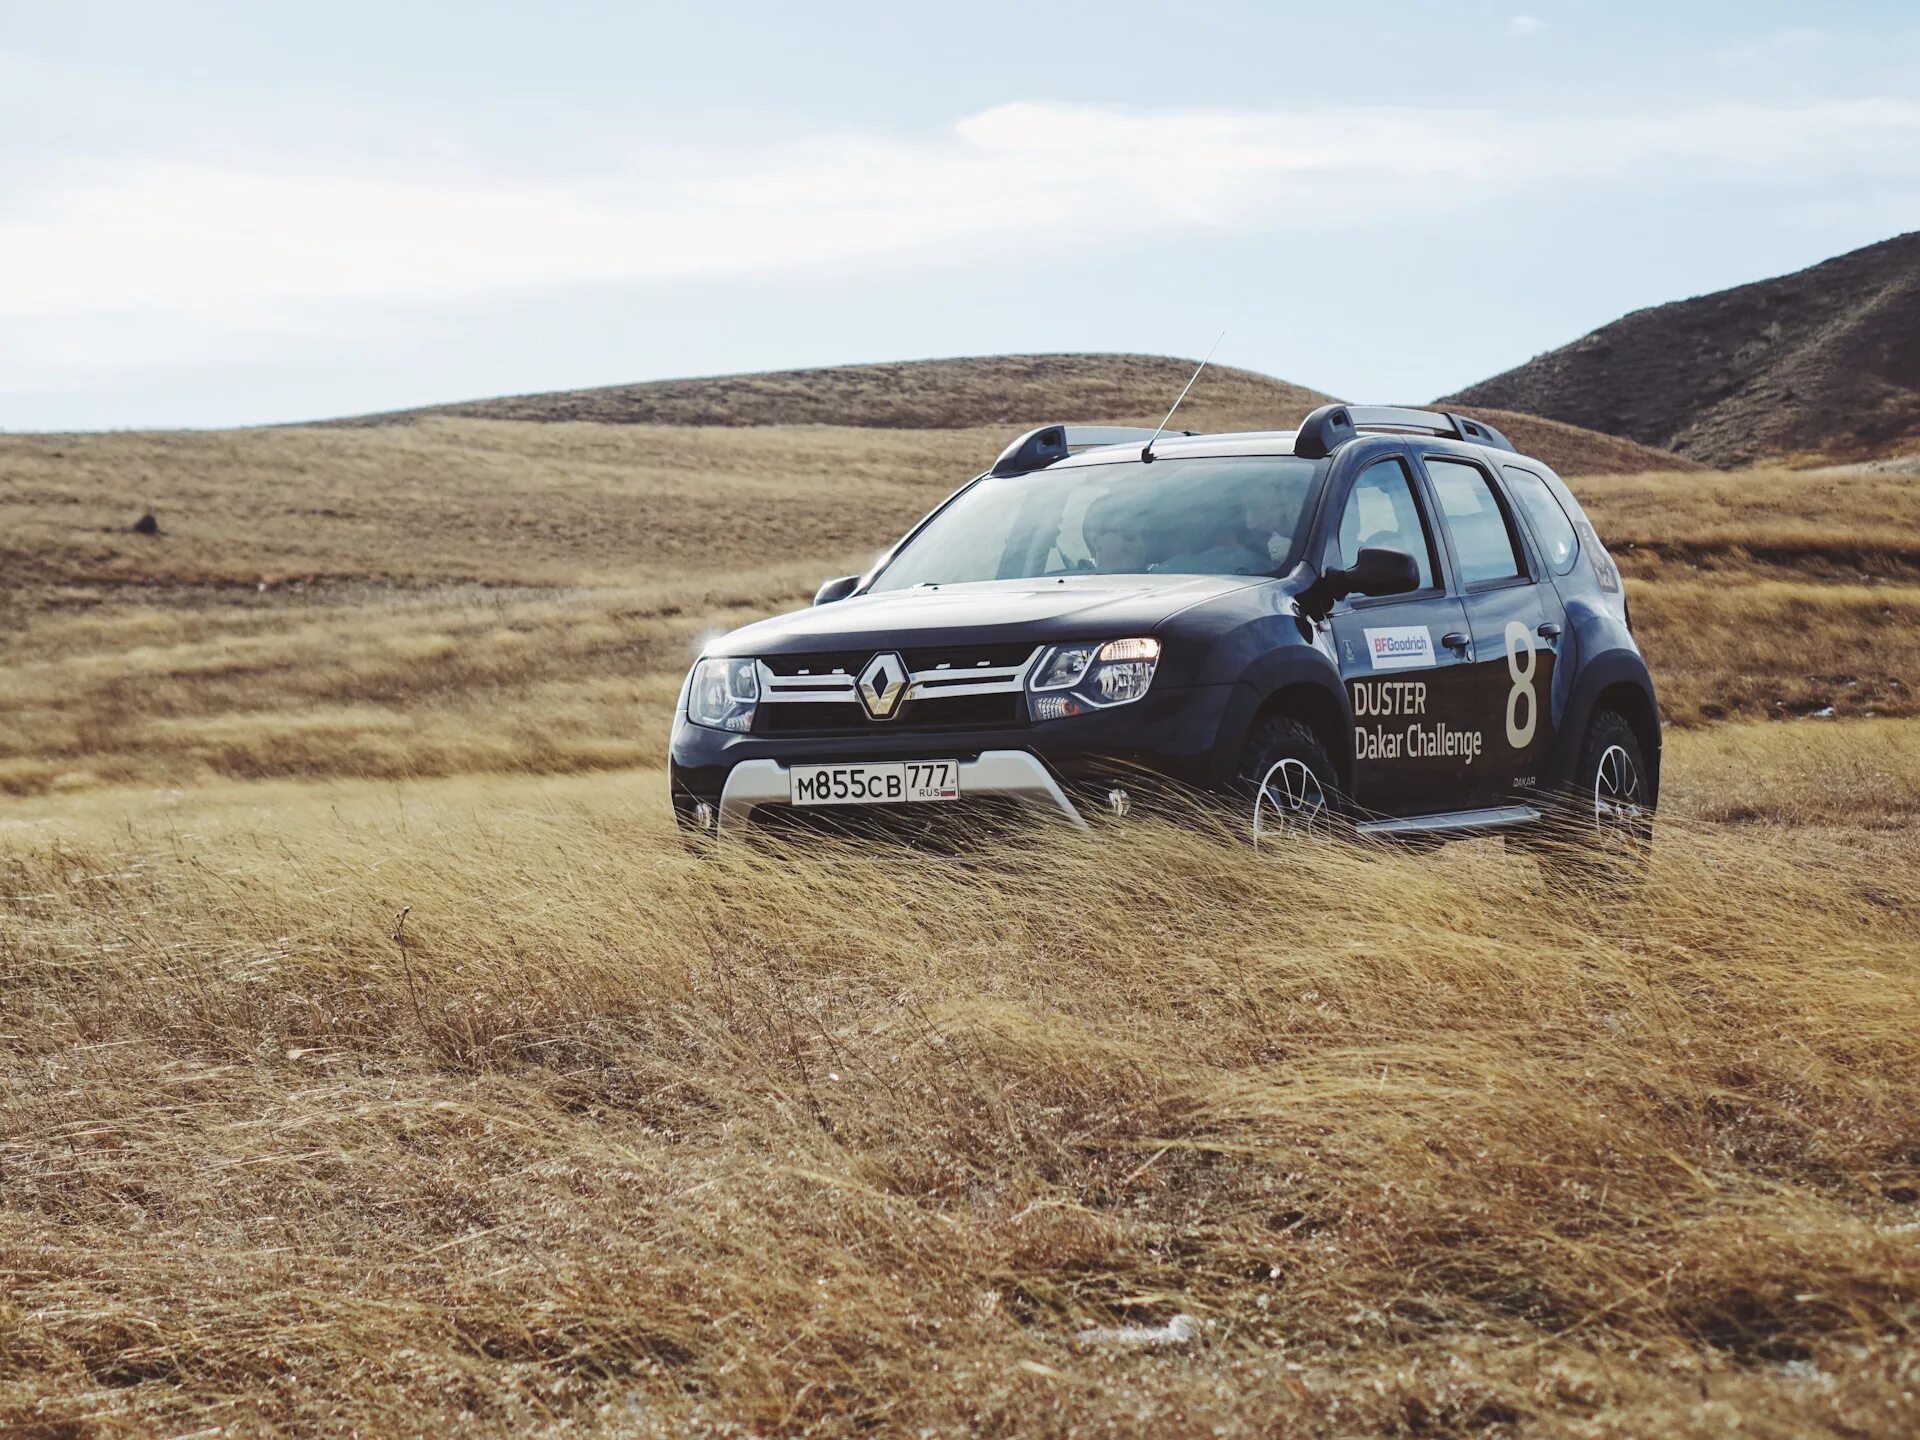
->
[716,750,1084,829]
[668,681,1246,833]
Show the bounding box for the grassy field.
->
[3,412,1919,1436]
[4,741,1918,1437]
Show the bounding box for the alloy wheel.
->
[1592,743,1648,850]
[1252,757,1329,847]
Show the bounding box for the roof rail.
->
[1292,404,1514,459]
[988,424,1192,477]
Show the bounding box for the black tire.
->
[1544,708,1654,882]
[1233,715,1343,847]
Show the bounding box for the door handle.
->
[1441,631,1471,654]
[1537,622,1562,641]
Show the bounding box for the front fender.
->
[1205,641,1354,793]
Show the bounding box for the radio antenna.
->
[1141,331,1225,463]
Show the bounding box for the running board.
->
[1356,804,1542,839]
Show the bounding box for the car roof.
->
[1044,430,1529,470]
[982,409,1540,480]
[1046,431,1302,467]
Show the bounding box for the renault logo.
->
[856,652,909,720]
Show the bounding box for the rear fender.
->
[1547,625,1662,803]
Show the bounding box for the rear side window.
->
[1425,457,1526,587]
[1329,457,1437,591]
[1503,466,1580,575]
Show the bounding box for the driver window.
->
[1328,458,1436,590]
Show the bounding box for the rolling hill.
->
[1446,232,1920,466]
[336,353,1331,435]
[336,352,1695,476]
[1458,407,1706,475]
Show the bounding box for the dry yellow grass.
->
[0,574,788,796]
[1662,717,1920,827]
[1575,466,1920,573]
[1580,466,1920,724]
[1628,578,1920,724]
[0,420,977,591]
[3,747,1918,1437]
[0,421,967,795]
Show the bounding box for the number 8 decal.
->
[1504,621,1537,749]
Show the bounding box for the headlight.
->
[1028,637,1160,720]
[686,657,759,732]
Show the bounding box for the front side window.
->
[1426,457,1527,587]
[868,455,1322,592]
[1502,466,1580,575]
[1327,457,1438,591]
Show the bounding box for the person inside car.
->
[1082,494,1154,573]
[1152,499,1269,574]
[1243,474,1312,567]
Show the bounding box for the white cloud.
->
[0,106,1508,325]
[1509,15,1547,36]
[3,96,1919,385]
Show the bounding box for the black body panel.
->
[705,573,1259,670]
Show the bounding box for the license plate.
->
[789,760,960,807]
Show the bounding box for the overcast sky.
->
[3,1,1919,431]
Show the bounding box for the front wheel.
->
[1234,716,1343,848]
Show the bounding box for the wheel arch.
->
[1254,682,1352,795]
[1212,647,1353,795]
[1591,681,1662,805]
[1551,649,1663,806]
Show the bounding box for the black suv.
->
[670,405,1659,850]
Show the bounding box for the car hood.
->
[707,573,1269,657]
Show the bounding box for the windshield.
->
[869,455,1323,593]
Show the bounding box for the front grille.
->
[760,652,865,679]
[901,643,1038,672]
[757,693,1023,734]
[753,644,1037,734]
[762,645,1037,677]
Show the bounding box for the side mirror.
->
[1332,546,1420,601]
[813,574,860,606]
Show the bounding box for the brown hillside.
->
[337,353,1332,436]
[332,353,1683,475]
[1467,407,1706,475]
[1445,232,1920,465]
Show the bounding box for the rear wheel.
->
[1235,716,1342,848]
[1546,708,1653,880]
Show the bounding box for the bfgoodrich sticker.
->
[1363,626,1432,670]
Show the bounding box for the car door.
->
[1319,451,1478,818]
[1418,452,1568,807]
